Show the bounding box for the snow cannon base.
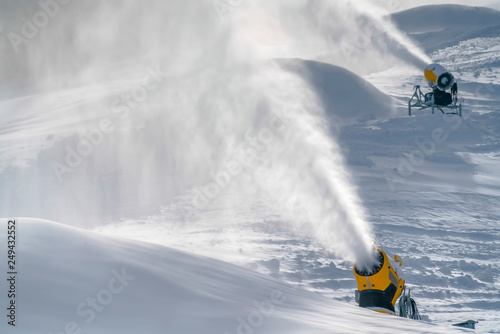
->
[353,248,405,314]
[409,85,462,117]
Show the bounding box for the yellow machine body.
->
[424,63,455,91]
[353,248,405,314]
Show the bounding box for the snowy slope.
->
[94,9,500,333]
[0,218,461,334]
[391,5,500,52]
[391,5,500,33]
[281,60,396,126]
[431,37,500,85]
[0,48,497,334]
[1,1,499,334]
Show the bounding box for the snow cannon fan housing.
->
[424,63,454,91]
[353,248,405,314]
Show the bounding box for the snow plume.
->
[236,63,377,265]
[275,0,431,73]
[1,0,430,265]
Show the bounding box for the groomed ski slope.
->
[0,2,499,334]
[0,218,463,334]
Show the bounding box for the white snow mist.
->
[1,0,430,265]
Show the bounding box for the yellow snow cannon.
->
[408,63,462,117]
[424,63,454,91]
[353,247,405,315]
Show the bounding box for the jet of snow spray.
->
[2,0,429,266]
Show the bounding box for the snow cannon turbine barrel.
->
[353,248,405,314]
[424,63,454,91]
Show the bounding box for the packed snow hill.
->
[0,2,499,334]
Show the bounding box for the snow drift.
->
[391,5,500,52]
[0,218,460,334]
[281,59,396,126]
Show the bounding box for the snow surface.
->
[391,5,500,52]
[1,1,499,334]
[0,218,462,334]
[280,60,396,125]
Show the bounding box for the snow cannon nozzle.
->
[353,248,406,315]
[353,248,382,276]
